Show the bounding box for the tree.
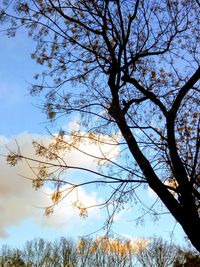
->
[1,0,200,251]
[52,237,78,266]
[0,247,26,267]
[136,237,179,267]
[173,248,200,267]
[1,236,198,267]
[0,236,145,266]
[21,238,50,267]
[76,236,143,266]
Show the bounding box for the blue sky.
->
[0,30,187,248]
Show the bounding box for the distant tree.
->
[0,248,25,267]
[136,237,179,267]
[76,236,142,266]
[0,245,13,267]
[22,238,51,267]
[52,237,78,266]
[0,236,146,266]
[1,0,200,251]
[0,236,199,267]
[173,249,200,267]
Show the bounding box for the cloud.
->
[0,130,118,238]
[36,186,100,228]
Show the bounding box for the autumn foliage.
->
[1,0,200,251]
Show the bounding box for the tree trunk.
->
[114,110,200,252]
[178,210,200,252]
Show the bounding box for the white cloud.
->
[0,130,118,238]
[36,186,100,228]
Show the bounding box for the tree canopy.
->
[1,236,199,267]
[1,0,200,251]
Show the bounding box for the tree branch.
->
[122,75,168,116]
[169,66,200,119]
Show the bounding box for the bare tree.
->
[0,236,144,266]
[1,0,200,251]
[136,237,179,267]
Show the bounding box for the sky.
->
[0,29,187,249]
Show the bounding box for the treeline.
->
[0,236,199,267]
